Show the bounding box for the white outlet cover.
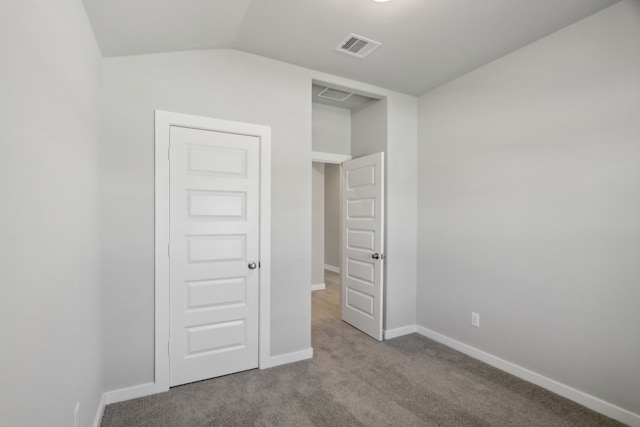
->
[471,312,480,327]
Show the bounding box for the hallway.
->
[312,270,340,326]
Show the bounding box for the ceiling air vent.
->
[317,87,353,102]
[336,33,381,59]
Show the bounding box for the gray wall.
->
[324,164,341,269]
[351,99,388,158]
[312,103,351,155]
[0,1,103,426]
[417,0,640,416]
[101,49,312,390]
[312,162,325,285]
[383,94,418,332]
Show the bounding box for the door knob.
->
[248,261,257,270]
[372,253,380,259]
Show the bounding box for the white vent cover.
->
[317,87,353,102]
[336,33,381,58]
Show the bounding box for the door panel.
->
[341,152,384,341]
[169,126,259,386]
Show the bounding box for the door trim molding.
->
[155,110,271,392]
[311,151,351,164]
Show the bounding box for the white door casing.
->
[155,111,271,392]
[341,152,385,341]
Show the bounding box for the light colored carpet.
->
[101,272,625,426]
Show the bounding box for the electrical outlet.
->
[74,402,80,427]
[471,312,480,328]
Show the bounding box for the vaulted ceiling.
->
[82,0,619,95]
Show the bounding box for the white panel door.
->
[169,125,259,386]
[341,152,384,341]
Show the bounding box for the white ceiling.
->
[82,0,619,95]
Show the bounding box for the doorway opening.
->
[312,161,342,327]
[310,81,387,341]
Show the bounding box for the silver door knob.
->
[372,253,380,259]
[248,261,257,270]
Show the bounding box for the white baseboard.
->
[94,347,314,414]
[416,326,640,427]
[104,382,165,405]
[384,324,417,339]
[324,264,340,273]
[92,349,314,423]
[92,392,107,427]
[311,283,325,291]
[261,347,314,369]
[91,382,166,425]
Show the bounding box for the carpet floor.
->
[100,319,624,426]
[101,272,625,426]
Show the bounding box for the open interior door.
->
[341,152,384,341]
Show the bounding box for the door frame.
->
[154,110,271,392]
